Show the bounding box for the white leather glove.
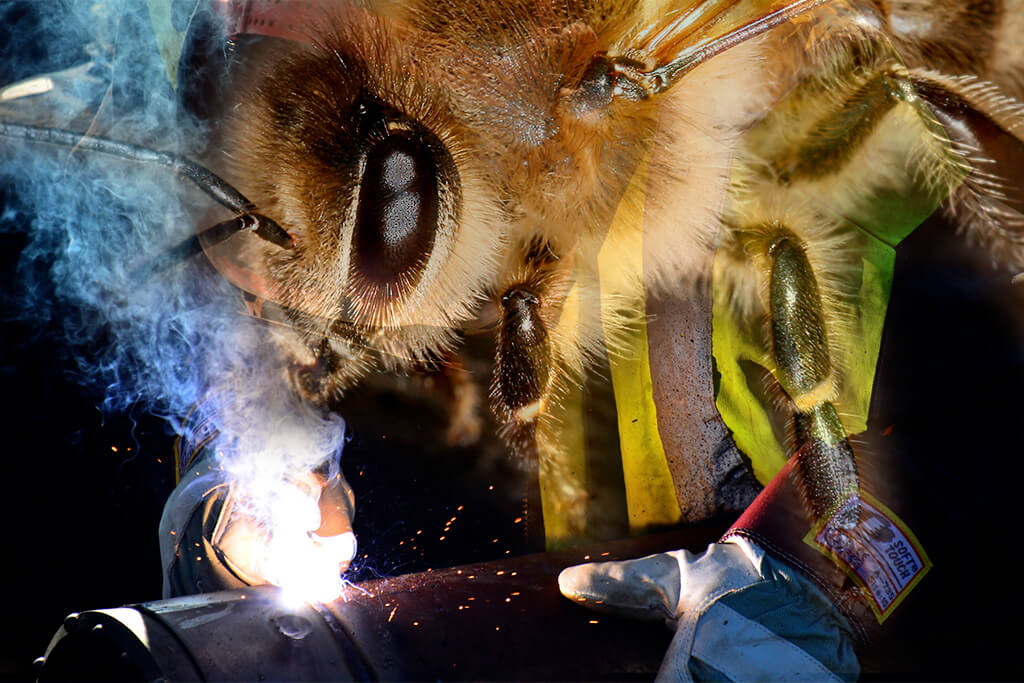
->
[559,538,859,682]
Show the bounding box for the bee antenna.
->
[630,0,834,96]
[0,121,293,250]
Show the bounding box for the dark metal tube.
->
[36,526,724,681]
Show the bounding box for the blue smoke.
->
[3,1,215,417]
[0,0,347,530]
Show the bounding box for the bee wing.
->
[619,0,831,95]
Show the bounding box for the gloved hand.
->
[159,448,357,600]
[558,537,860,682]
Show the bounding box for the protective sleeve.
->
[157,446,256,598]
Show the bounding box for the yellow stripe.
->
[147,0,190,89]
[598,155,682,532]
[537,286,589,548]
[173,433,183,484]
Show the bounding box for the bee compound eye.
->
[352,131,441,290]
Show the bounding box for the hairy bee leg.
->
[905,69,1024,265]
[493,288,552,435]
[768,236,859,527]
[492,286,552,545]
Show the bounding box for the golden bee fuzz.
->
[201,0,1024,526]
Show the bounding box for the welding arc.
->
[0,121,293,249]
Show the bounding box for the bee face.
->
[222,3,671,400]
[227,10,498,376]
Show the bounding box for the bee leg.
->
[492,288,551,447]
[768,235,859,527]
[907,69,1024,267]
[492,285,552,545]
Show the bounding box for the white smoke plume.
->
[1,1,351,597]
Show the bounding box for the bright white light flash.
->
[213,383,353,605]
[257,485,358,605]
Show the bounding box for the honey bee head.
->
[223,1,682,403]
[228,8,505,364]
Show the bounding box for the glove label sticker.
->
[804,493,931,623]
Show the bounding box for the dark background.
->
[3,1,1024,681]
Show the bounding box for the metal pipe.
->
[35,526,724,681]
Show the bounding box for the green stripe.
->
[714,39,957,484]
